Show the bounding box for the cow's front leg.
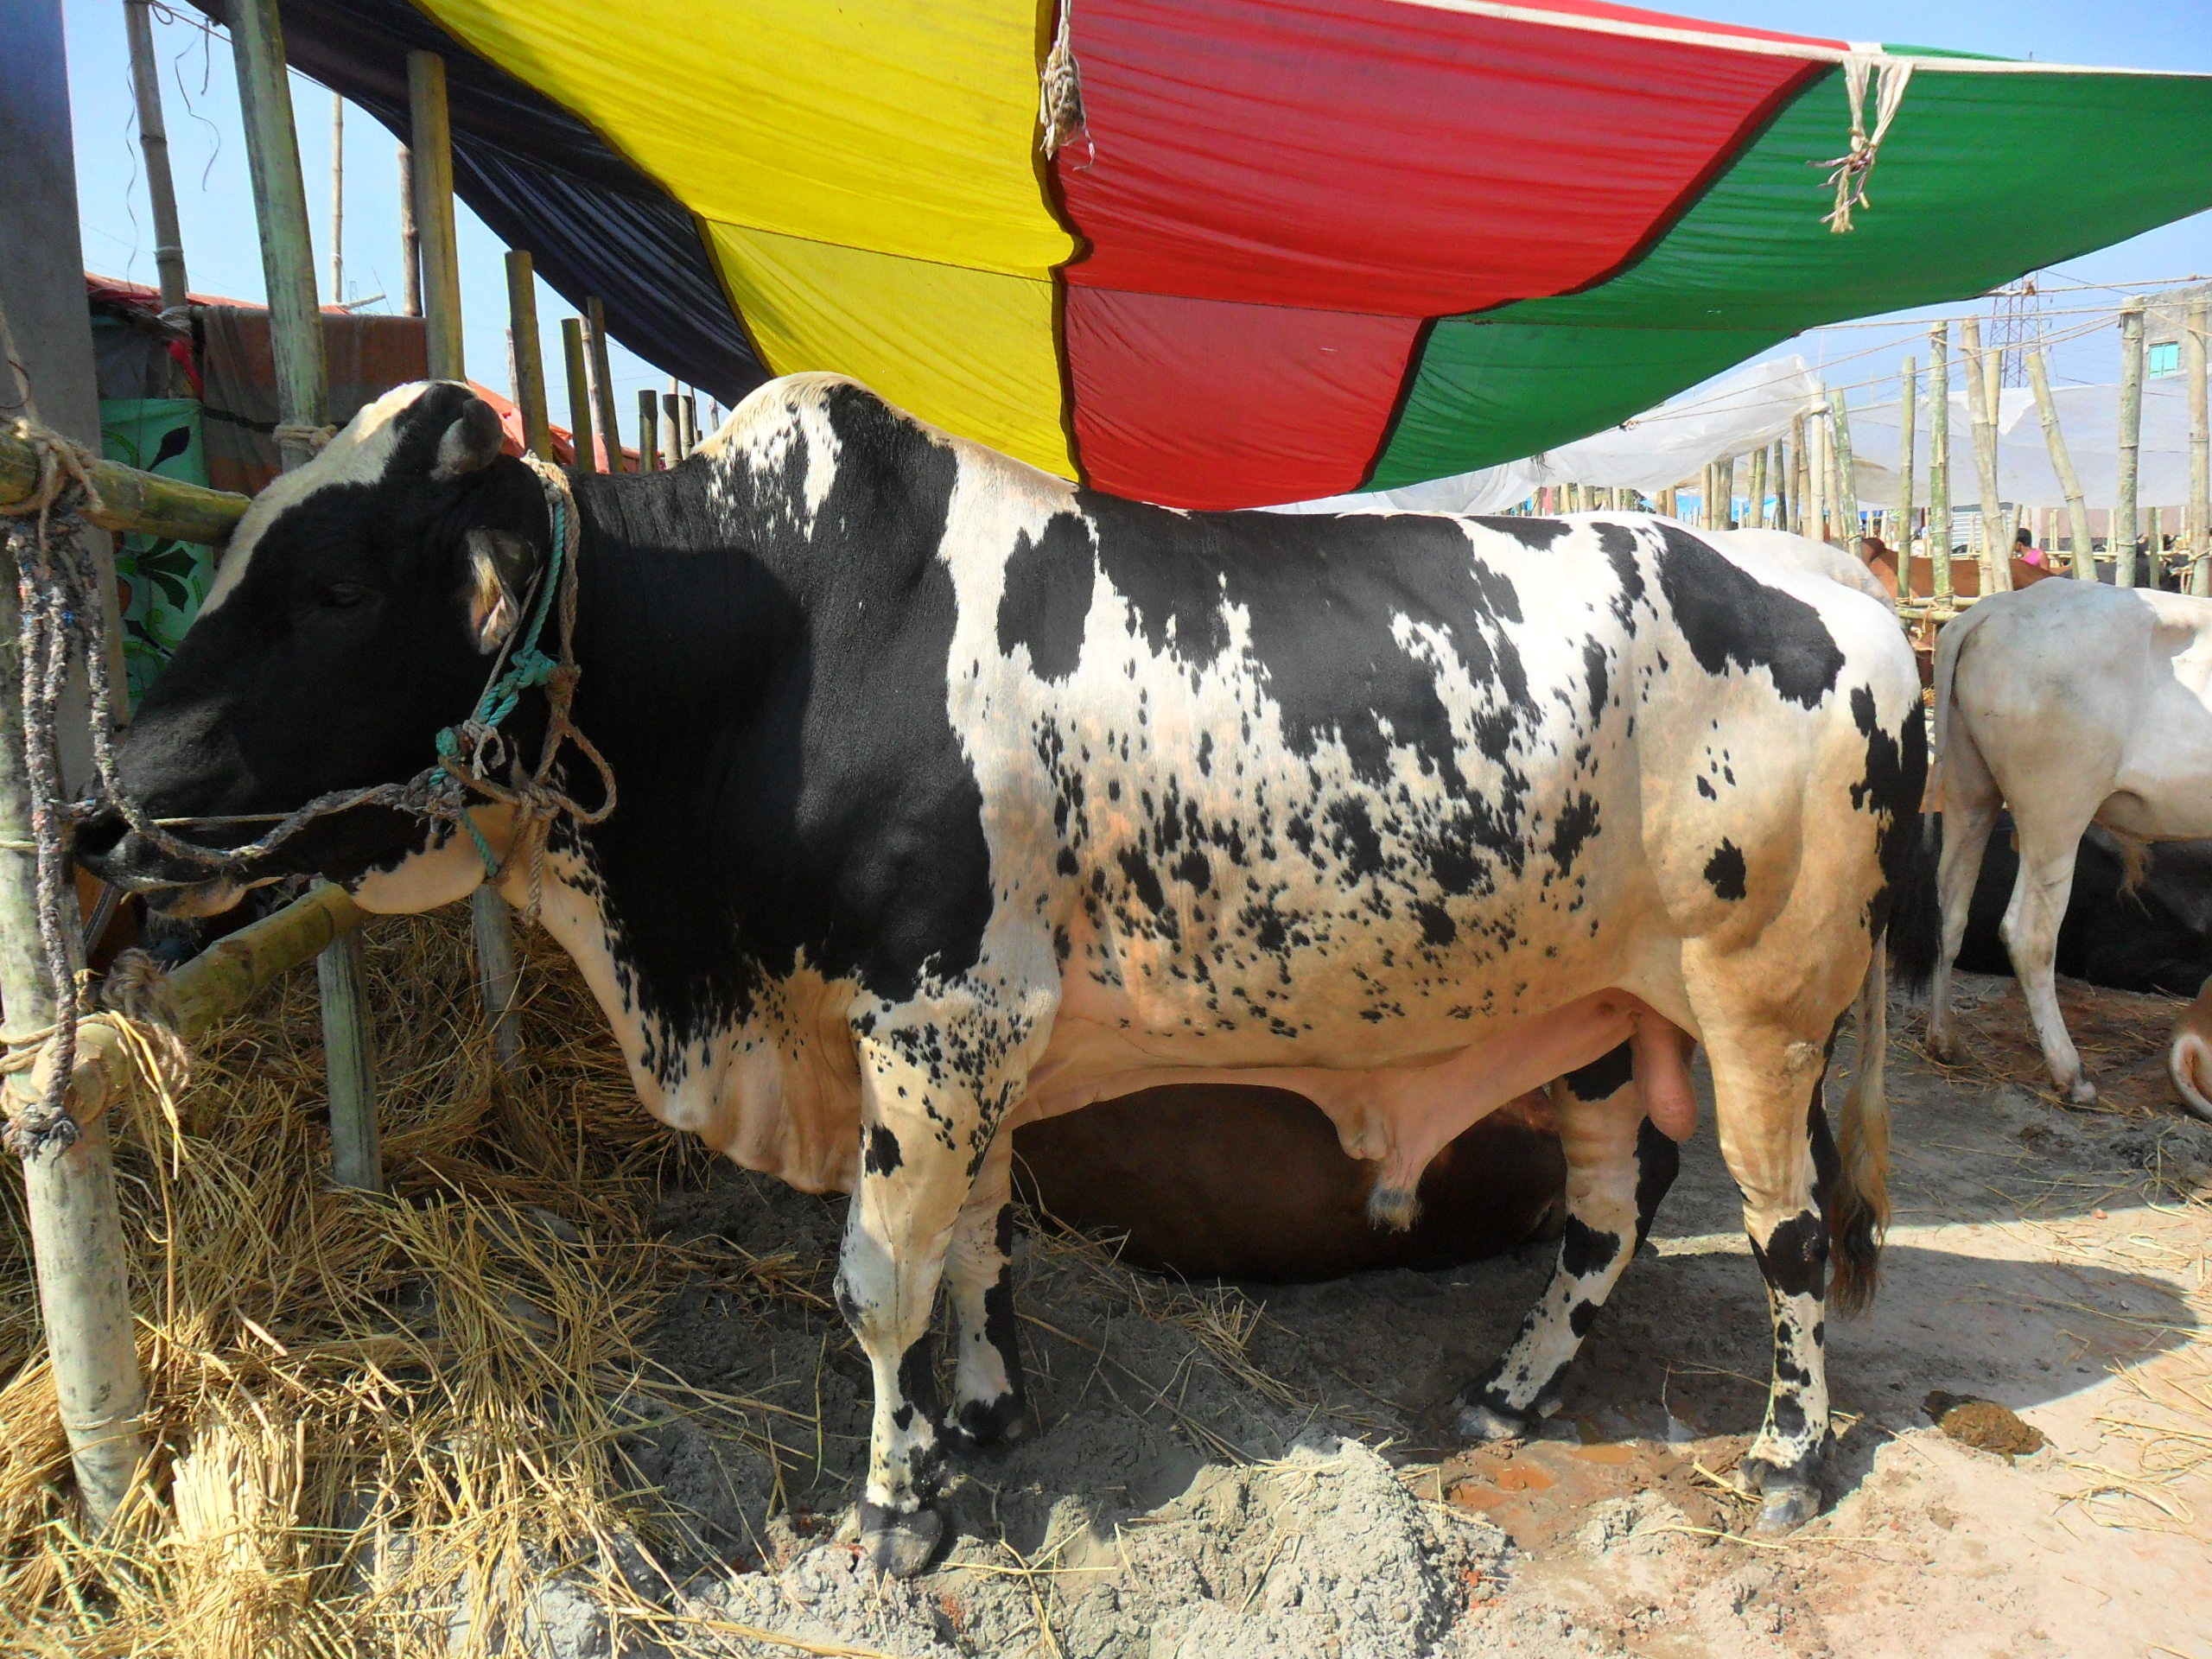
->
[837,1009,1040,1579]
[1454,1045,1680,1439]
[940,1129,1028,1455]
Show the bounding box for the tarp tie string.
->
[1039,2,1090,167]
[1816,54,1913,234]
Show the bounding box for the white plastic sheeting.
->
[1272,356,1825,516]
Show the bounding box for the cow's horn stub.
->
[434,394,506,480]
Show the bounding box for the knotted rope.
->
[1815,54,1914,234]
[1039,1,1090,166]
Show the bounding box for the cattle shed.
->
[3,1,2212,1654]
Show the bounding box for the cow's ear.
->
[463,526,538,653]
[433,396,506,480]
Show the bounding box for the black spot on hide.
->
[865,1124,904,1176]
[1563,1042,1633,1103]
[997,513,1094,681]
[1653,524,1842,709]
[1704,840,1748,900]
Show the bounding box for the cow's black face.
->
[78,383,549,912]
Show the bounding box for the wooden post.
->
[1961,317,2007,594]
[124,0,190,311]
[638,390,660,474]
[504,251,554,460]
[407,54,462,381]
[1770,440,1787,537]
[1830,388,1859,547]
[682,392,700,458]
[1788,416,1808,537]
[1896,356,1917,601]
[562,318,595,468]
[1929,323,1953,605]
[2117,296,2146,588]
[2026,345,2094,581]
[397,143,422,317]
[1806,398,1828,543]
[664,391,683,463]
[328,92,343,302]
[234,0,386,1185]
[2190,297,2210,597]
[1747,446,1768,532]
[585,298,622,472]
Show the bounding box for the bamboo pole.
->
[638,391,660,474]
[2190,297,2210,597]
[1789,416,1808,537]
[397,143,422,318]
[1830,388,1859,547]
[232,0,325,473]
[2117,296,2146,588]
[124,0,190,312]
[663,391,683,462]
[1929,324,1953,605]
[407,54,462,382]
[1961,317,2007,594]
[0,428,245,543]
[328,92,343,302]
[1896,356,1917,601]
[2026,345,2094,581]
[504,251,554,461]
[681,392,700,459]
[1747,445,1768,532]
[1806,397,1828,543]
[236,0,385,1186]
[585,298,621,472]
[1770,440,1787,536]
[561,319,595,468]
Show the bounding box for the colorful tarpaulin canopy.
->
[234,0,2212,509]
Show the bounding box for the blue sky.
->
[60,0,2212,443]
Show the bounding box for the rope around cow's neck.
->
[0,429,613,1156]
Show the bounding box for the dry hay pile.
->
[0,908,785,1657]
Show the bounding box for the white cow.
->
[1928,580,2212,1102]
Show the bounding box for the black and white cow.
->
[83,378,1929,1571]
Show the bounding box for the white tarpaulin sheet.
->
[1274,356,1825,515]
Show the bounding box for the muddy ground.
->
[576,970,2212,1659]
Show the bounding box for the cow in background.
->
[1927,581,2212,1103]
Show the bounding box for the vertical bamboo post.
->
[1806,398,1828,543]
[234,0,384,1185]
[2117,296,2146,588]
[1770,440,1787,536]
[681,392,700,458]
[561,319,595,467]
[585,298,621,472]
[2026,345,2094,581]
[1789,416,1808,536]
[663,391,683,462]
[397,143,422,317]
[638,390,660,474]
[1747,446,1768,532]
[328,92,343,302]
[1961,317,2007,594]
[1929,324,1953,604]
[2190,296,2210,597]
[1657,486,1675,518]
[1830,388,1859,547]
[0,131,148,1530]
[1896,355,1917,601]
[503,251,553,461]
[407,54,462,381]
[124,0,190,311]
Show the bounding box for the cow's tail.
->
[1830,688,1933,1314]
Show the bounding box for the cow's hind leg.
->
[939,1131,1029,1456]
[1928,738,1999,1064]
[1454,1045,1680,1439]
[2003,806,2098,1103]
[1700,1018,1840,1535]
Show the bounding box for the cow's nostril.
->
[73,810,128,862]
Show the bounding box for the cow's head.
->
[78,382,551,914]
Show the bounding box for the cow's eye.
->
[321,582,372,610]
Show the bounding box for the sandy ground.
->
[578,970,2212,1659]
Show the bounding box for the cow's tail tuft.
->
[1883,704,1942,998]
[1830,947,1891,1315]
[2171,1010,2212,1124]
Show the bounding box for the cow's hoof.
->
[2063,1075,2098,1106]
[1453,1395,1534,1443]
[943,1394,1031,1459]
[1751,1482,1821,1535]
[860,1501,944,1579]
